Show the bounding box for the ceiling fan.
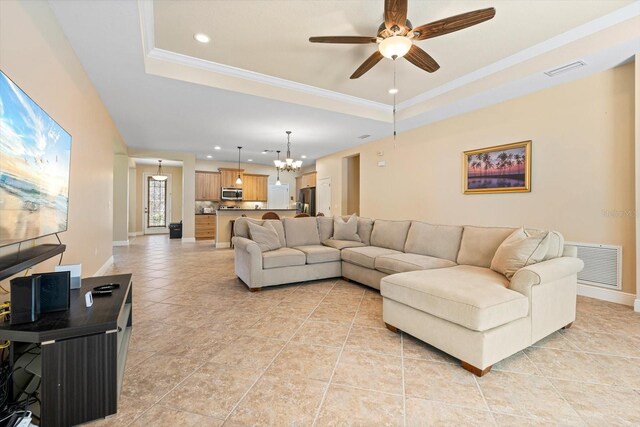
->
[309,0,496,79]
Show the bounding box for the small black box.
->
[36,271,71,313]
[10,276,41,325]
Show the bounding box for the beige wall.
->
[128,167,137,235]
[317,64,636,295]
[0,0,126,285]
[133,165,183,233]
[112,154,129,243]
[635,55,640,310]
[342,155,360,216]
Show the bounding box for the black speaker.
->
[36,271,71,313]
[10,276,41,325]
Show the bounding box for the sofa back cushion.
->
[404,221,463,262]
[317,216,334,242]
[370,220,411,252]
[457,225,516,268]
[357,217,374,246]
[283,217,321,247]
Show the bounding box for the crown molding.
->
[398,1,640,111]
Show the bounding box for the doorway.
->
[143,172,171,234]
[342,154,360,215]
[317,177,331,217]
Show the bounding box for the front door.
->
[143,173,171,235]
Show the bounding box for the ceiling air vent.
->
[358,134,371,139]
[544,61,587,77]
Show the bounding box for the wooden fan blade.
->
[309,36,377,44]
[350,51,384,79]
[384,0,408,31]
[404,45,440,73]
[413,7,496,41]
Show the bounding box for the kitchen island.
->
[215,209,298,248]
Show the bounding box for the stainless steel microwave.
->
[221,187,243,200]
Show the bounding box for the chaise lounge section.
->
[232,216,583,375]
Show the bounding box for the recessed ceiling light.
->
[194,33,210,43]
[206,155,212,159]
[248,159,253,162]
[301,155,307,159]
[261,151,267,154]
[388,88,399,94]
[214,146,221,150]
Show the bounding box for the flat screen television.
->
[0,70,71,248]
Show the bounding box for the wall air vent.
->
[564,242,622,290]
[544,61,587,77]
[358,134,371,139]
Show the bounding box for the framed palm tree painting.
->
[463,141,531,194]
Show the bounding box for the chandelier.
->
[274,131,302,173]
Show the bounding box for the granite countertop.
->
[195,213,216,215]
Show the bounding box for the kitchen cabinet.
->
[243,174,268,201]
[195,215,216,240]
[219,168,244,188]
[300,172,316,189]
[195,171,220,200]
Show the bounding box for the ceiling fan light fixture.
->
[378,36,411,59]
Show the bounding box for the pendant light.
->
[152,160,168,181]
[235,146,243,185]
[275,150,282,186]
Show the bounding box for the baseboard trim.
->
[577,284,635,307]
[181,237,196,243]
[94,255,114,277]
[216,242,231,249]
[634,299,640,313]
[128,232,142,237]
[113,240,129,247]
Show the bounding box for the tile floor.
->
[88,235,640,426]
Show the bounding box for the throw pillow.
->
[491,228,549,279]
[247,221,282,252]
[333,214,361,242]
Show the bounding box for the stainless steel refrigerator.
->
[297,187,316,216]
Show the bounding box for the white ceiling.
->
[134,158,183,167]
[47,0,640,166]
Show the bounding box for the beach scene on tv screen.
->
[0,71,71,247]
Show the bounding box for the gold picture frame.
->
[463,140,531,194]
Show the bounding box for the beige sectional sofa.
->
[232,216,583,376]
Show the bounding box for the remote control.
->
[92,290,113,297]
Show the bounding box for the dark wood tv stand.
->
[0,274,133,426]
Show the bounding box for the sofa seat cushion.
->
[380,266,528,332]
[341,246,401,269]
[375,253,457,275]
[262,248,306,269]
[294,245,341,264]
[323,239,367,250]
